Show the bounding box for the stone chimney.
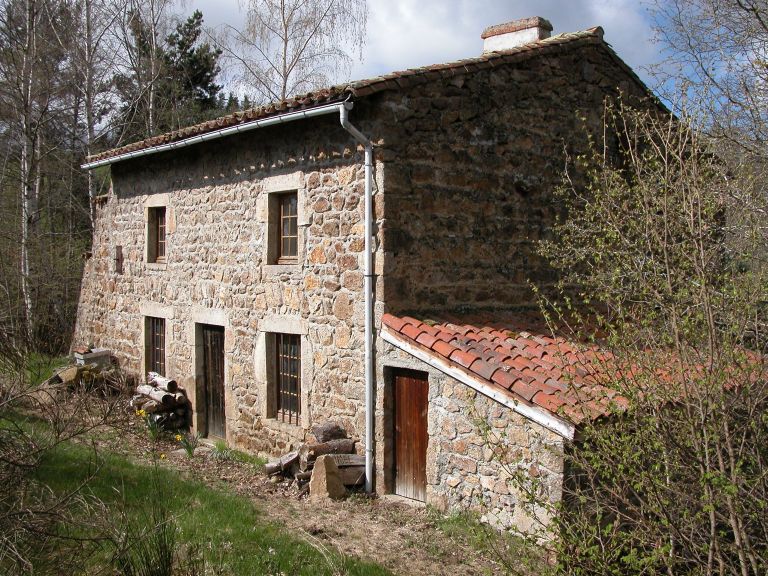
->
[481,17,553,53]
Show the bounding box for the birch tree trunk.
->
[19,0,39,339]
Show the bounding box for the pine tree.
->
[165,10,222,122]
[114,8,223,141]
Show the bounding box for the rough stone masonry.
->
[75,28,650,532]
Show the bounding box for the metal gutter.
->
[80,101,348,170]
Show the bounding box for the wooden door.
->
[394,369,429,501]
[202,325,225,439]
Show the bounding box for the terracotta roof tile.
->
[512,379,541,402]
[401,323,425,341]
[505,356,530,371]
[381,313,405,332]
[533,391,566,413]
[424,323,442,335]
[432,340,457,358]
[491,369,518,390]
[450,349,480,369]
[470,359,499,381]
[381,312,625,424]
[416,332,438,349]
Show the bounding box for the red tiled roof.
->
[381,313,627,425]
[86,26,648,165]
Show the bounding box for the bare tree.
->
[0,0,106,354]
[0,0,70,339]
[223,0,367,103]
[113,0,180,140]
[72,0,125,225]
[650,0,768,159]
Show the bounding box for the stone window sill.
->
[264,264,300,276]
[264,416,305,436]
[146,262,168,271]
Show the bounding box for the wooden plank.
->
[203,325,226,438]
[394,369,429,501]
[413,373,428,502]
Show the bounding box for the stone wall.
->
[74,116,384,454]
[75,38,643,511]
[378,340,565,532]
[376,43,650,313]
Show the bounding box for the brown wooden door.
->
[394,369,429,501]
[202,325,225,438]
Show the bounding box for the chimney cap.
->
[481,17,553,40]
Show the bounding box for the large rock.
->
[308,455,346,501]
[56,365,81,385]
[311,422,347,443]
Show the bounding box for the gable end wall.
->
[376,43,649,314]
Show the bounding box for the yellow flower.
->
[135,409,146,417]
[159,453,166,460]
[175,434,183,442]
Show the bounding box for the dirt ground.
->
[94,404,508,576]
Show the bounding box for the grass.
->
[210,439,268,469]
[427,508,490,551]
[25,353,70,386]
[0,352,69,386]
[34,439,390,575]
[427,507,545,574]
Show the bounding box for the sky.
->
[189,0,663,92]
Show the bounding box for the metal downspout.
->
[339,102,375,494]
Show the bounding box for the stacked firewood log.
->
[266,423,366,489]
[130,372,192,430]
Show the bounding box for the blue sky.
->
[190,0,663,92]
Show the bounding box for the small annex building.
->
[75,17,651,530]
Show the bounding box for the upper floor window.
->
[147,207,166,263]
[277,192,297,263]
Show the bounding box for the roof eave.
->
[82,98,350,170]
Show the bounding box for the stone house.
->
[75,17,651,529]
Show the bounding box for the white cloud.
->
[356,0,659,81]
[188,0,661,89]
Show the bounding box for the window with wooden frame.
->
[147,207,166,263]
[274,333,301,424]
[268,191,298,264]
[277,192,297,263]
[146,316,166,375]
